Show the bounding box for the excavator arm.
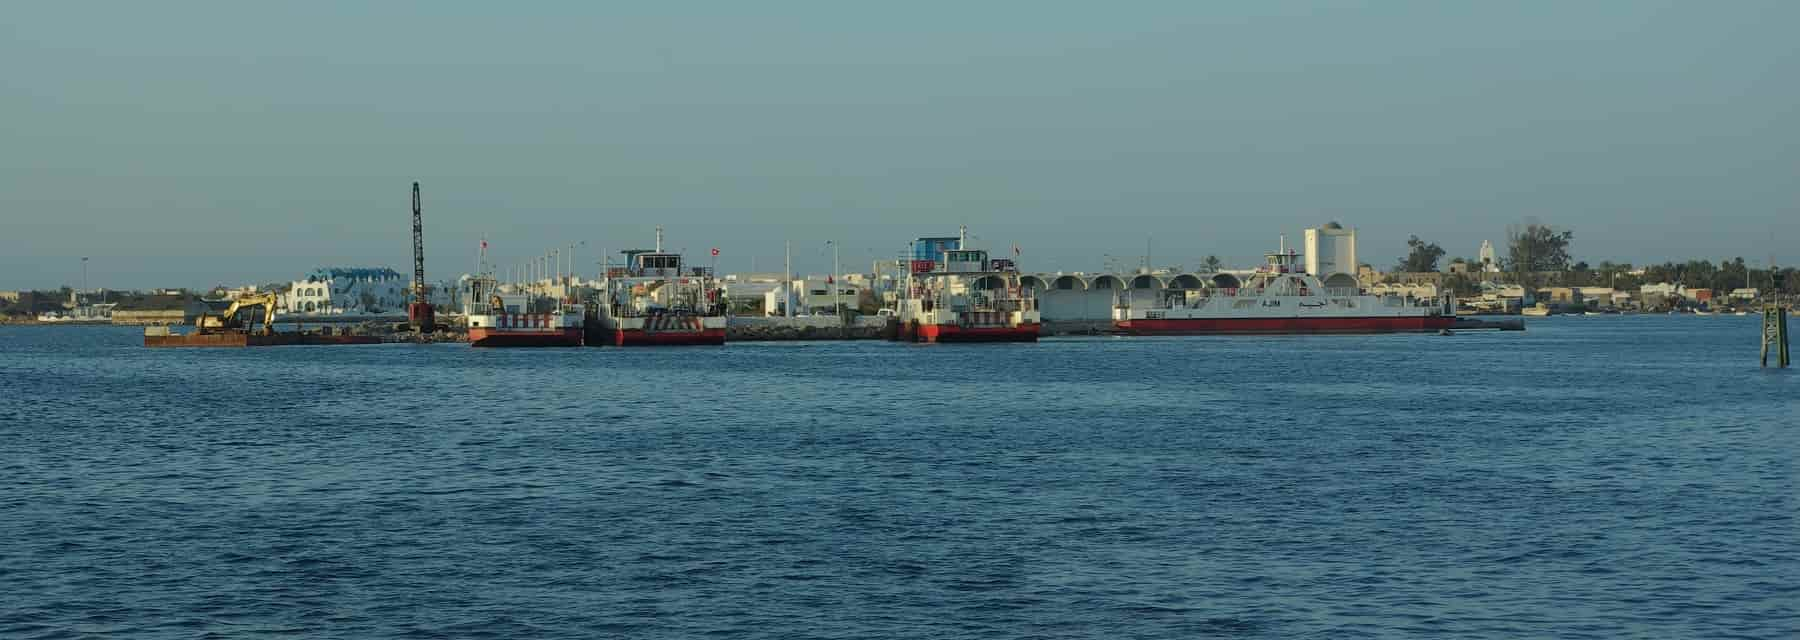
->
[218,293,279,335]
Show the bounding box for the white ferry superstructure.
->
[1112,243,1455,335]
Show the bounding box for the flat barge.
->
[1449,317,1526,331]
[142,293,388,347]
[143,327,382,348]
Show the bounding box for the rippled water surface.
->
[3,317,1796,638]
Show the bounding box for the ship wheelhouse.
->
[624,251,684,278]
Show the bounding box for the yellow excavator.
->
[197,293,279,336]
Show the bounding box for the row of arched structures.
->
[968,271,1361,323]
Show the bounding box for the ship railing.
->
[962,301,1033,313]
[963,295,1035,313]
[1369,294,1441,308]
[1200,285,1360,299]
[607,304,722,319]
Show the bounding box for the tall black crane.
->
[408,181,435,332]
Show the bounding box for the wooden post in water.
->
[1763,301,1789,368]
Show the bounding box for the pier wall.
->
[1042,320,1110,336]
[1037,289,1115,323]
[728,316,893,341]
[1027,273,1199,323]
[111,310,192,326]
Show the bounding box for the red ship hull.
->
[910,323,1040,343]
[1115,316,1454,335]
[468,327,583,347]
[610,328,726,346]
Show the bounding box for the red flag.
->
[481,239,488,249]
[711,248,720,256]
[827,275,834,284]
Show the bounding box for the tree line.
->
[1394,224,1798,296]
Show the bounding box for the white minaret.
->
[1479,240,1498,272]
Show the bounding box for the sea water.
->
[2,317,1794,638]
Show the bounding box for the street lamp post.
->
[827,240,840,317]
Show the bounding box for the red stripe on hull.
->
[1116,316,1454,335]
[914,323,1039,343]
[611,328,726,346]
[468,328,583,347]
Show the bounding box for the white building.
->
[1303,222,1357,279]
[1575,287,1623,308]
[1478,240,1501,272]
[764,278,864,315]
[722,276,784,314]
[282,267,408,315]
[1640,282,1684,300]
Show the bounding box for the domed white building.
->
[281,267,407,315]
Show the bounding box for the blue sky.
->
[3,1,1796,289]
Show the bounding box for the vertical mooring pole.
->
[1763,302,1789,368]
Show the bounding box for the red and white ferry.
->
[465,276,584,347]
[1113,244,1454,335]
[590,229,727,346]
[895,230,1041,343]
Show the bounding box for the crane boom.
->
[408,181,435,332]
[412,182,425,303]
